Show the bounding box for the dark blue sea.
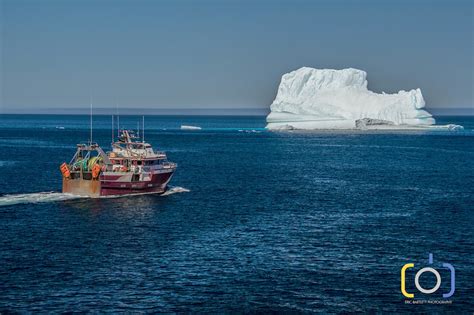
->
[0,115,473,313]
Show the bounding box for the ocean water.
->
[0,114,473,313]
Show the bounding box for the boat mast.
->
[142,116,145,143]
[116,103,120,137]
[112,114,114,144]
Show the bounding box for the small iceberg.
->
[428,124,464,131]
[181,125,202,130]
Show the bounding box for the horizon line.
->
[0,107,473,116]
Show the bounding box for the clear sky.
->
[1,0,473,113]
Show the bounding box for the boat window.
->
[131,144,144,150]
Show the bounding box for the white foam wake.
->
[0,186,189,206]
[161,186,190,196]
[0,192,85,207]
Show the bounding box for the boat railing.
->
[162,161,176,169]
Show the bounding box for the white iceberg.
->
[266,67,449,130]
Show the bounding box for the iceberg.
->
[266,67,440,130]
[181,125,202,130]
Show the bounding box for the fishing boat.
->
[60,119,176,197]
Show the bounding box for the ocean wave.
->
[0,161,16,167]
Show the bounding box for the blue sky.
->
[1,0,473,112]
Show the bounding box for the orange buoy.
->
[92,164,101,179]
[60,162,71,178]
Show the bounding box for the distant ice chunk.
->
[446,124,464,131]
[181,125,202,130]
[266,67,448,130]
[428,124,464,131]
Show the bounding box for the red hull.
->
[100,172,173,196]
[99,186,166,196]
[63,171,174,198]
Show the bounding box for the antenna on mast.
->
[90,97,93,146]
[116,103,120,137]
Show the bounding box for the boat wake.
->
[0,192,86,207]
[0,186,190,206]
[161,186,190,196]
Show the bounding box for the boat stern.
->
[62,177,101,198]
